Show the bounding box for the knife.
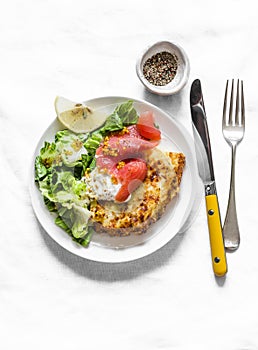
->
[190,79,227,277]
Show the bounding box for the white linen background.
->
[0,0,257,349]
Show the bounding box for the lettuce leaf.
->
[43,170,89,207]
[43,196,57,212]
[98,100,138,134]
[71,204,91,238]
[114,100,138,125]
[55,129,88,144]
[55,130,88,168]
[84,132,103,155]
[55,206,93,246]
[35,156,48,181]
[55,215,72,233]
[36,158,92,245]
[39,141,60,167]
[99,111,124,133]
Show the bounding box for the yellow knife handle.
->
[205,194,227,277]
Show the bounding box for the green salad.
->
[35,101,139,247]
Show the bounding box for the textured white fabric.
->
[1,1,258,349]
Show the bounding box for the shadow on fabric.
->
[38,222,187,282]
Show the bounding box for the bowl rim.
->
[136,40,190,95]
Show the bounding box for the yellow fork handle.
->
[205,194,228,277]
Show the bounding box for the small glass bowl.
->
[136,40,190,96]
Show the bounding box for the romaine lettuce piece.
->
[55,130,88,167]
[114,100,138,125]
[55,204,92,242]
[98,100,138,134]
[35,156,48,181]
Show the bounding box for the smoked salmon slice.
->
[137,111,161,141]
[115,159,147,202]
[95,120,160,202]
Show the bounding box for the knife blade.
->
[190,79,227,277]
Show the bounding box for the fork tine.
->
[235,79,240,125]
[241,80,245,128]
[223,80,229,126]
[229,79,234,125]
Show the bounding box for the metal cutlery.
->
[222,79,245,250]
[190,79,227,277]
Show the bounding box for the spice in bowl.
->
[143,51,178,86]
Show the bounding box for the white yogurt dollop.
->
[84,167,121,201]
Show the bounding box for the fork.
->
[222,79,245,250]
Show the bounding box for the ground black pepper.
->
[143,51,178,86]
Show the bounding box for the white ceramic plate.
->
[30,96,202,263]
